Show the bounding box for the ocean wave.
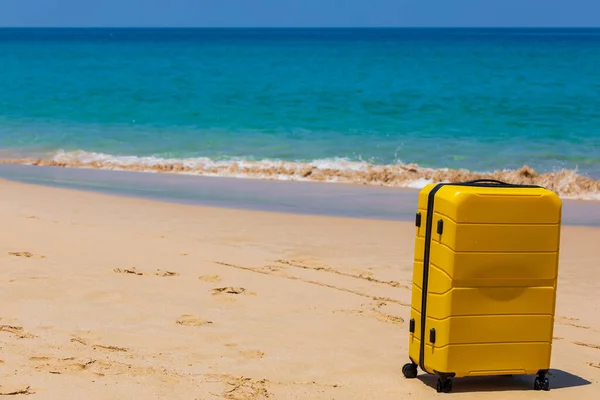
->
[1,150,600,200]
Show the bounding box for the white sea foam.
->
[405,178,434,189]
[1,149,600,201]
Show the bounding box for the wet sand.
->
[0,178,599,399]
[1,152,600,200]
[2,164,600,226]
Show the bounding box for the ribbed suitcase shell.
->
[406,180,562,389]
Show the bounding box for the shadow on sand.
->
[417,369,591,393]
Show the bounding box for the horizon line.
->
[1,26,600,29]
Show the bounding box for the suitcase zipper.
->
[419,182,446,373]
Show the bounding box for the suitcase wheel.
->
[436,378,452,393]
[402,363,418,379]
[533,376,550,391]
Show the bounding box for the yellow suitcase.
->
[402,179,562,393]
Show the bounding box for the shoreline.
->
[2,163,600,227]
[1,151,600,201]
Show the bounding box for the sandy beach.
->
[1,177,599,399]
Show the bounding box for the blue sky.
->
[0,0,598,28]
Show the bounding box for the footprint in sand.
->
[211,287,253,303]
[239,350,265,359]
[113,268,144,276]
[29,355,170,379]
[155,269,180,277]
[588,362,600,369]
[0,325,35,339]
[176,314,212,327]
[199,275,221,283]
[113,268,179,277]
[8,251,45,259]
[207,375,270,400]
[30,356,98,376]
[212,287,246,295]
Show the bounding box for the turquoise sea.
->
[1,28,600,196]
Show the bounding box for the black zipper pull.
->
[415,213,422,227]
[437,219,444,235]
[409,318,415,333]
[430,328,436,344]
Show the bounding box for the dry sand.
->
[0,177,599,399]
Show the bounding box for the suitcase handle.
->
[461,179,510,185]
[459,179,543,189]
